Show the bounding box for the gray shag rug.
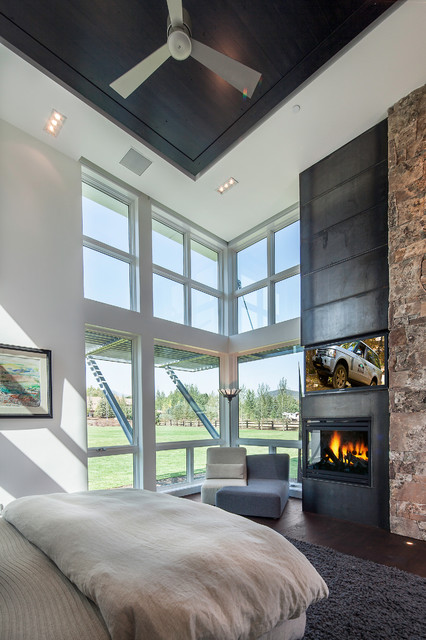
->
[287,537,426,640]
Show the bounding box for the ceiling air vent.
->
[119,148,152,176]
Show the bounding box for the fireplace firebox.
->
[304,418,371,486]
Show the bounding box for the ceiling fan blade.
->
[166,0,183,27]
[110,43,170,98]
[191,39,261,98]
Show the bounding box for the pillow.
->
[206,463,246,479]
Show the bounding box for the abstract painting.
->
[0,345,52,417]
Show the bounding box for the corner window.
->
[275,274,300,323]
[237,287,268,332]
[152,213,223,333]
[238,345,304,484]
[237,238,267,288]
[234,216,300,333]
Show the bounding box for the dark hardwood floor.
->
[185,495,426,578]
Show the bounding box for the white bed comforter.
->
[4,489,327,640]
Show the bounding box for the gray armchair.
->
[215,453,290,518]
[201,447,247,506]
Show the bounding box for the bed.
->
[0,489,328,640]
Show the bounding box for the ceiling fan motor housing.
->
[167,8,192,60]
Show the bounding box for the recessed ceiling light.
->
[217,177,238,194]
[44,109,67,137]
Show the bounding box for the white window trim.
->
[229,204,300,334]
[82,169,139,312]
[152,208,225,333]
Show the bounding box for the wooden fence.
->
[157,419,298,431]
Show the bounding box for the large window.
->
[152,212,222,332]
[82,180,137,310]
[85,328,137,490]
[154,343,221,489]
[238,345,304,483]
[234,217,300,333]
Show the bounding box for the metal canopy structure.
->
[238,344,303,364]
[154,344,219,372]
[85,330,219,372]
[85,330,219,439]
[85,329,132,363]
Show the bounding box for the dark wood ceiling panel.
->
[0,0,399,176]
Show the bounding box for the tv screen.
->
[305,334,387,393]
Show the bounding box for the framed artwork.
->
[0,344,52,418]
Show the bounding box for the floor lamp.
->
[219,388,241,433]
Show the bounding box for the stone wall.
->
[388,84,426,540]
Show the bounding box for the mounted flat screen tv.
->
[305,334,387,393]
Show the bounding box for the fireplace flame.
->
[329,431,368,463]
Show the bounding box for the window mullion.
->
[184,232,191,326]
[83,236,133,263]
[267,230,274,325]
[271,264,300,283]
[153,266,187,285]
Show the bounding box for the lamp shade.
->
[219,388,241,402]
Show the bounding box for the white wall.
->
[0,119,302,506]
[0,119,87,506]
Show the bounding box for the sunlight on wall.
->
[0,306,36,348]
[2,429,86,493]
[61,378,88,449]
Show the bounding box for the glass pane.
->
[276,447,300,484]
[275,274,300,323]
[86,330,133,447]
[83,247,130,309]
[88,454,133,490]
[155,344,220,443]
[275,221,300,273]
[82,184,129,252]
[156,449,187,488]
[237,238,267,288]
[238,347,304,440]
[153,274,184,323]
[238,287,267,333]
[194,446,213,481]
[152,220,183,274]
[191,240,218,288]
[191,289,218,333]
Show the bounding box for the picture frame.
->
[0,344,52,418]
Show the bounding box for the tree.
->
[94,396,115,419]
[240,388,256,421]
[255,383,273,424]
[86,385,103,397]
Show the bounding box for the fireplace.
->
[304,418,371,486]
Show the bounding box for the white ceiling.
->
[0,1,425,242]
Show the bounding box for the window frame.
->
[82,171,139,311]
[85,327,141,490]
[152,208,224,333]
[230,205,300,334]
[235,343,304,493]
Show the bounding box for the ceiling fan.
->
[110,0,262,99]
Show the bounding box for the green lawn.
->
[87,422,300,490]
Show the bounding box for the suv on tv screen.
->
[312,340,383,389]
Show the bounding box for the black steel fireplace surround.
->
[299,120,389,529]
[304,418,371,486]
